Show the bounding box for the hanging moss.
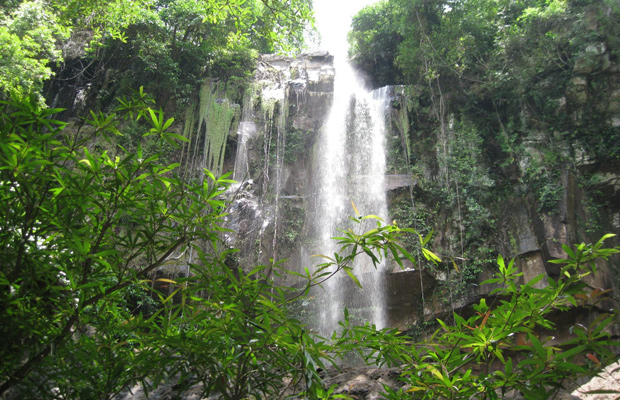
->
[188,79,240,175]
[261,97,279,123]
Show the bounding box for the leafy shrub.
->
[1,92,618,400]
[335,235,620,399]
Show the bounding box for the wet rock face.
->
[223,180,265,254]
[225,53,335,270]
[573,42,608,75]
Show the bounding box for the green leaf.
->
[342,266,362,288]
[164,132,189,143]
[422,248,441,263]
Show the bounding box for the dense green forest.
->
[1,0,312,103]
[1,0,620,398]
[349,0,620,162]
[349,0,620,301]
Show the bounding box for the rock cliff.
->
[216,43,619,333]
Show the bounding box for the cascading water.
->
[313,67,390,336]
[233,90,257,183]
[225,0,392,336]
[309,0,391,337]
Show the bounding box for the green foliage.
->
[281,201,305,247]
[52,0,312,55]
[336,235,620,399]
[314,213,442,291]
[410,117,498,290]
[100,3,257,105]
[142,260,335,400]
[92,0,312,106]
[0,90,349,399]
[348,1,402,87]
[0,1,68,96]
[0,90,223,396]
[284,128,308,164]
[1,0,314,104]
[0,92,617,399]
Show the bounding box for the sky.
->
[307,0,380,59]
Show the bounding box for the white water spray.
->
[309,0,390,337]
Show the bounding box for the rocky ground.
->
[572,360,620,400]
[110,361,620,400]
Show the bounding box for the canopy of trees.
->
[0,0,313,101]
[350,0,619,86]
[349,0,620,158]
[348,0,620,295]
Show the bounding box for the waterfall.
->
[233,89,257,183]
[309,0,391,337]
[312,60,390,337]
[224,0,391,336]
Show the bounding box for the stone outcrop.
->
[61,30,93,61]
[373,31,620,327]
[221,52,336,272]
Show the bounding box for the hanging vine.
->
[188,79,240,175]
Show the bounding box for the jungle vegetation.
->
[349,0,620,301]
